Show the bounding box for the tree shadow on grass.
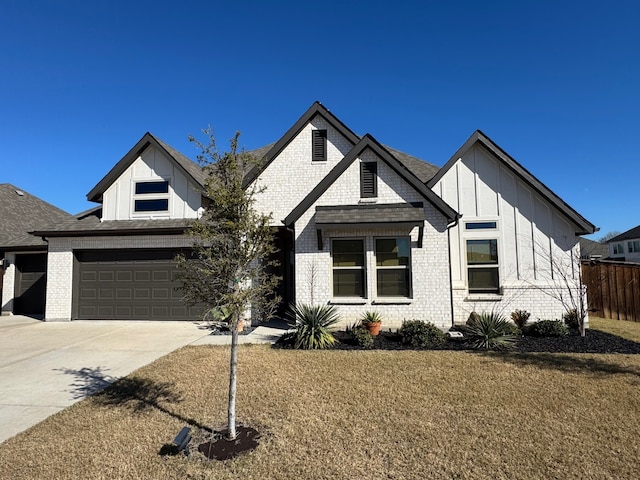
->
[480,351,640,379]
[57,366,211,432]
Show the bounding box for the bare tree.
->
[598,231,621,243]
[176,128,279,440]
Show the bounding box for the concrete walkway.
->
[0,315,287,444]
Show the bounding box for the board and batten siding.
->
[432,144,580,322]
[101,145,201,221]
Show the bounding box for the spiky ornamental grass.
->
[463,312,518,351]
[286,303,341,349]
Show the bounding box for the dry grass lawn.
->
[1,317,639,479]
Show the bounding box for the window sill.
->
[464,293,503,302]
[372,298,412,305]
[329,298,367,305]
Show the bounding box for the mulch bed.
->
[332,329,640,354]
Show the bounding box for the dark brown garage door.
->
[73,250,202,321]
[14,253,47,316]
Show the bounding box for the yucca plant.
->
[463,312,518,350]
[360,311,382,324]
[286,303,341,349]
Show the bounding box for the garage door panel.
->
[74,249,201,321]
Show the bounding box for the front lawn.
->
[1,317,639,479]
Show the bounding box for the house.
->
[16,102,596,327]
[579,237,609,261]
[0,184,71,317]
[606,225,640,263]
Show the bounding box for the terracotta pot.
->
[363,321,381,336]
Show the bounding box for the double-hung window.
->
[332,239,365,297]
[628,241,640,253]
[375,237,411,297]
[133,180,170,213]
[613,243,624,255]
[466,239,500,294]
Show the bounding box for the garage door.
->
[74,250,202,320]
[14,253,47,316]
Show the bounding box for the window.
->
[133,180,170,213]
[332,239,365,297]
[465,221,497,230]
[360,162,378,198]
[628,241,640,253]
[466,239,500,294]
[375,237,411,297]
[613,243,624,255]
[312,129,327,161]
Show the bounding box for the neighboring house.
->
[579,237,609,261]
[606,225,640,263]
[29,102,596,327]
[0,184,71,317]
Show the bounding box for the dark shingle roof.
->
[0,184,71,249]
[316,203,425,226]
[31,206,190,237]
[579,238,609,259]
[384,146,439,184]
[608,225,640,243]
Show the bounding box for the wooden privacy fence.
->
[582,260,640,322]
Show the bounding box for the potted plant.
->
[360,311,383,336]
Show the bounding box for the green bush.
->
[528,319,569,337]
[399,320,446,349]
[563,309,580,330]
[510,309,531,330]
[285,303,341,349]
[462,312,518,350]
[351,326,374,349]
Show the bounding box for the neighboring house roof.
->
[0,184,71,250]
[284,134,460,227]
[579,238,609,259]
[242,101,361,188]
[608,225,640,243]
[427,130,597,235]
[31,207,190,237]
[86,132,206,203]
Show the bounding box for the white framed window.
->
[331,239,366,298]
[375,237,411,298]
[466,239,500,294]
[613,243,624,255]
[132,180,170,214]
[628,241,640,253]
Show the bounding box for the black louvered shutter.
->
[360,162,377,198]
[312,130,327,161]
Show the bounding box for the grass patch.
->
[1,318,639,479]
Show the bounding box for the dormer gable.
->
[87,133,204,221]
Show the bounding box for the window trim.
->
[312,129,327,162]
[613,243,624,255]
[374,236,412,299]
[628,240,640,253]
[132,179,171,215]
[331,238,366,298]
[466,238,500,294]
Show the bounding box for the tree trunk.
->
[227,313,239,440]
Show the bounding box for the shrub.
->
[510,309,531,330]
[563,309,580,330]
[528,319,569,337]
[285,303,341,349]
[399,320,446,349]
[351,326,374,349]
[462,312,518,350]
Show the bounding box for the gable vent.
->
[360,162,378,198]
[312,129,327,161]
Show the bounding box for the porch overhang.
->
[314,202,425,250]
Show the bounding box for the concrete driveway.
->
[0,316,220,444]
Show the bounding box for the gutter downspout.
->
[446,215,461,328]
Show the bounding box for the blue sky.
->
[2,0,638,239]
